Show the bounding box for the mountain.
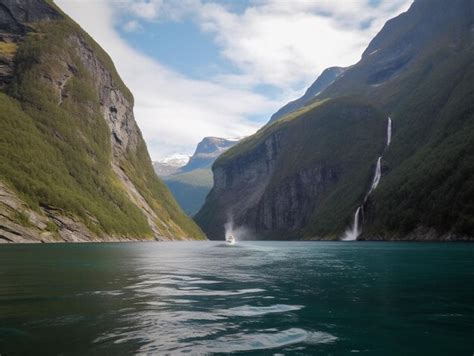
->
[0,0,205,242]
[269,66,346,123]
[153,154,189,177]
[196,0,474,241]
[156,137,238,215]
[181,137,239,172]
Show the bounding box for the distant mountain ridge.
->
[181,137,239,172]
[155,137,239,215]
[153,154,190,177]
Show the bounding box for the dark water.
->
[0,242,473,355]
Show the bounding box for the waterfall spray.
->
[343,207,361,241]
[224,218,234,241]
[342,117,392,241]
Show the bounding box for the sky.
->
[55,0,413,160]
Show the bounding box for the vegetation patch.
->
[0,42,18,56]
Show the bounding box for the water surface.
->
[0,241,473,354]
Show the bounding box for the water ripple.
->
[139,328,337,354]
[219,304,304,317]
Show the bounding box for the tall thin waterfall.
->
[387,117,392,147]
[342,117,392,241]
[368,157,382,194]
[342,207,361,241]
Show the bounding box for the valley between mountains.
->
[0,0,473,243]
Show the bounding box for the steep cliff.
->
[0,0,205,242]
[196,0,474,241]
[196,97,387,239]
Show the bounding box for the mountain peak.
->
[182,137,239,172]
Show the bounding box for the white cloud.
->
[123,20,142,32]
[55,0,412,159]
[121,0,163,20]
[194,0,412,89]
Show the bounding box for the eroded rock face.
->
[70,36,140,158]
[254,167,338,233]
[70,35,176,239]
[0,181,100,243]
[196,128,342,240]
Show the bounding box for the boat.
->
[226,234,235,245]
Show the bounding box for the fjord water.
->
[1,242,473,355]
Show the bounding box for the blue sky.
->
[56,0,412,160]
[119,20,232,80]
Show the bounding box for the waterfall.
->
[342,117,392,241]
[343,207,361,241]
[368,157,382,194]
[387,117,392,147]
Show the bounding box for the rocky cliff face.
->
[196,98,386,240]
[196,0,474,241]
[208,132,337,238]
[0,0,205,242]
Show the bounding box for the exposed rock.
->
[0,181,83,243]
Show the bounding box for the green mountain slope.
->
[0,0,205,242]
[196,0,474,241]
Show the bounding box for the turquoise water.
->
[0,241,473,355]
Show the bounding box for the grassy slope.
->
[0,16,205,239]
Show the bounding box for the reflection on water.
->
[0,241,473,355]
